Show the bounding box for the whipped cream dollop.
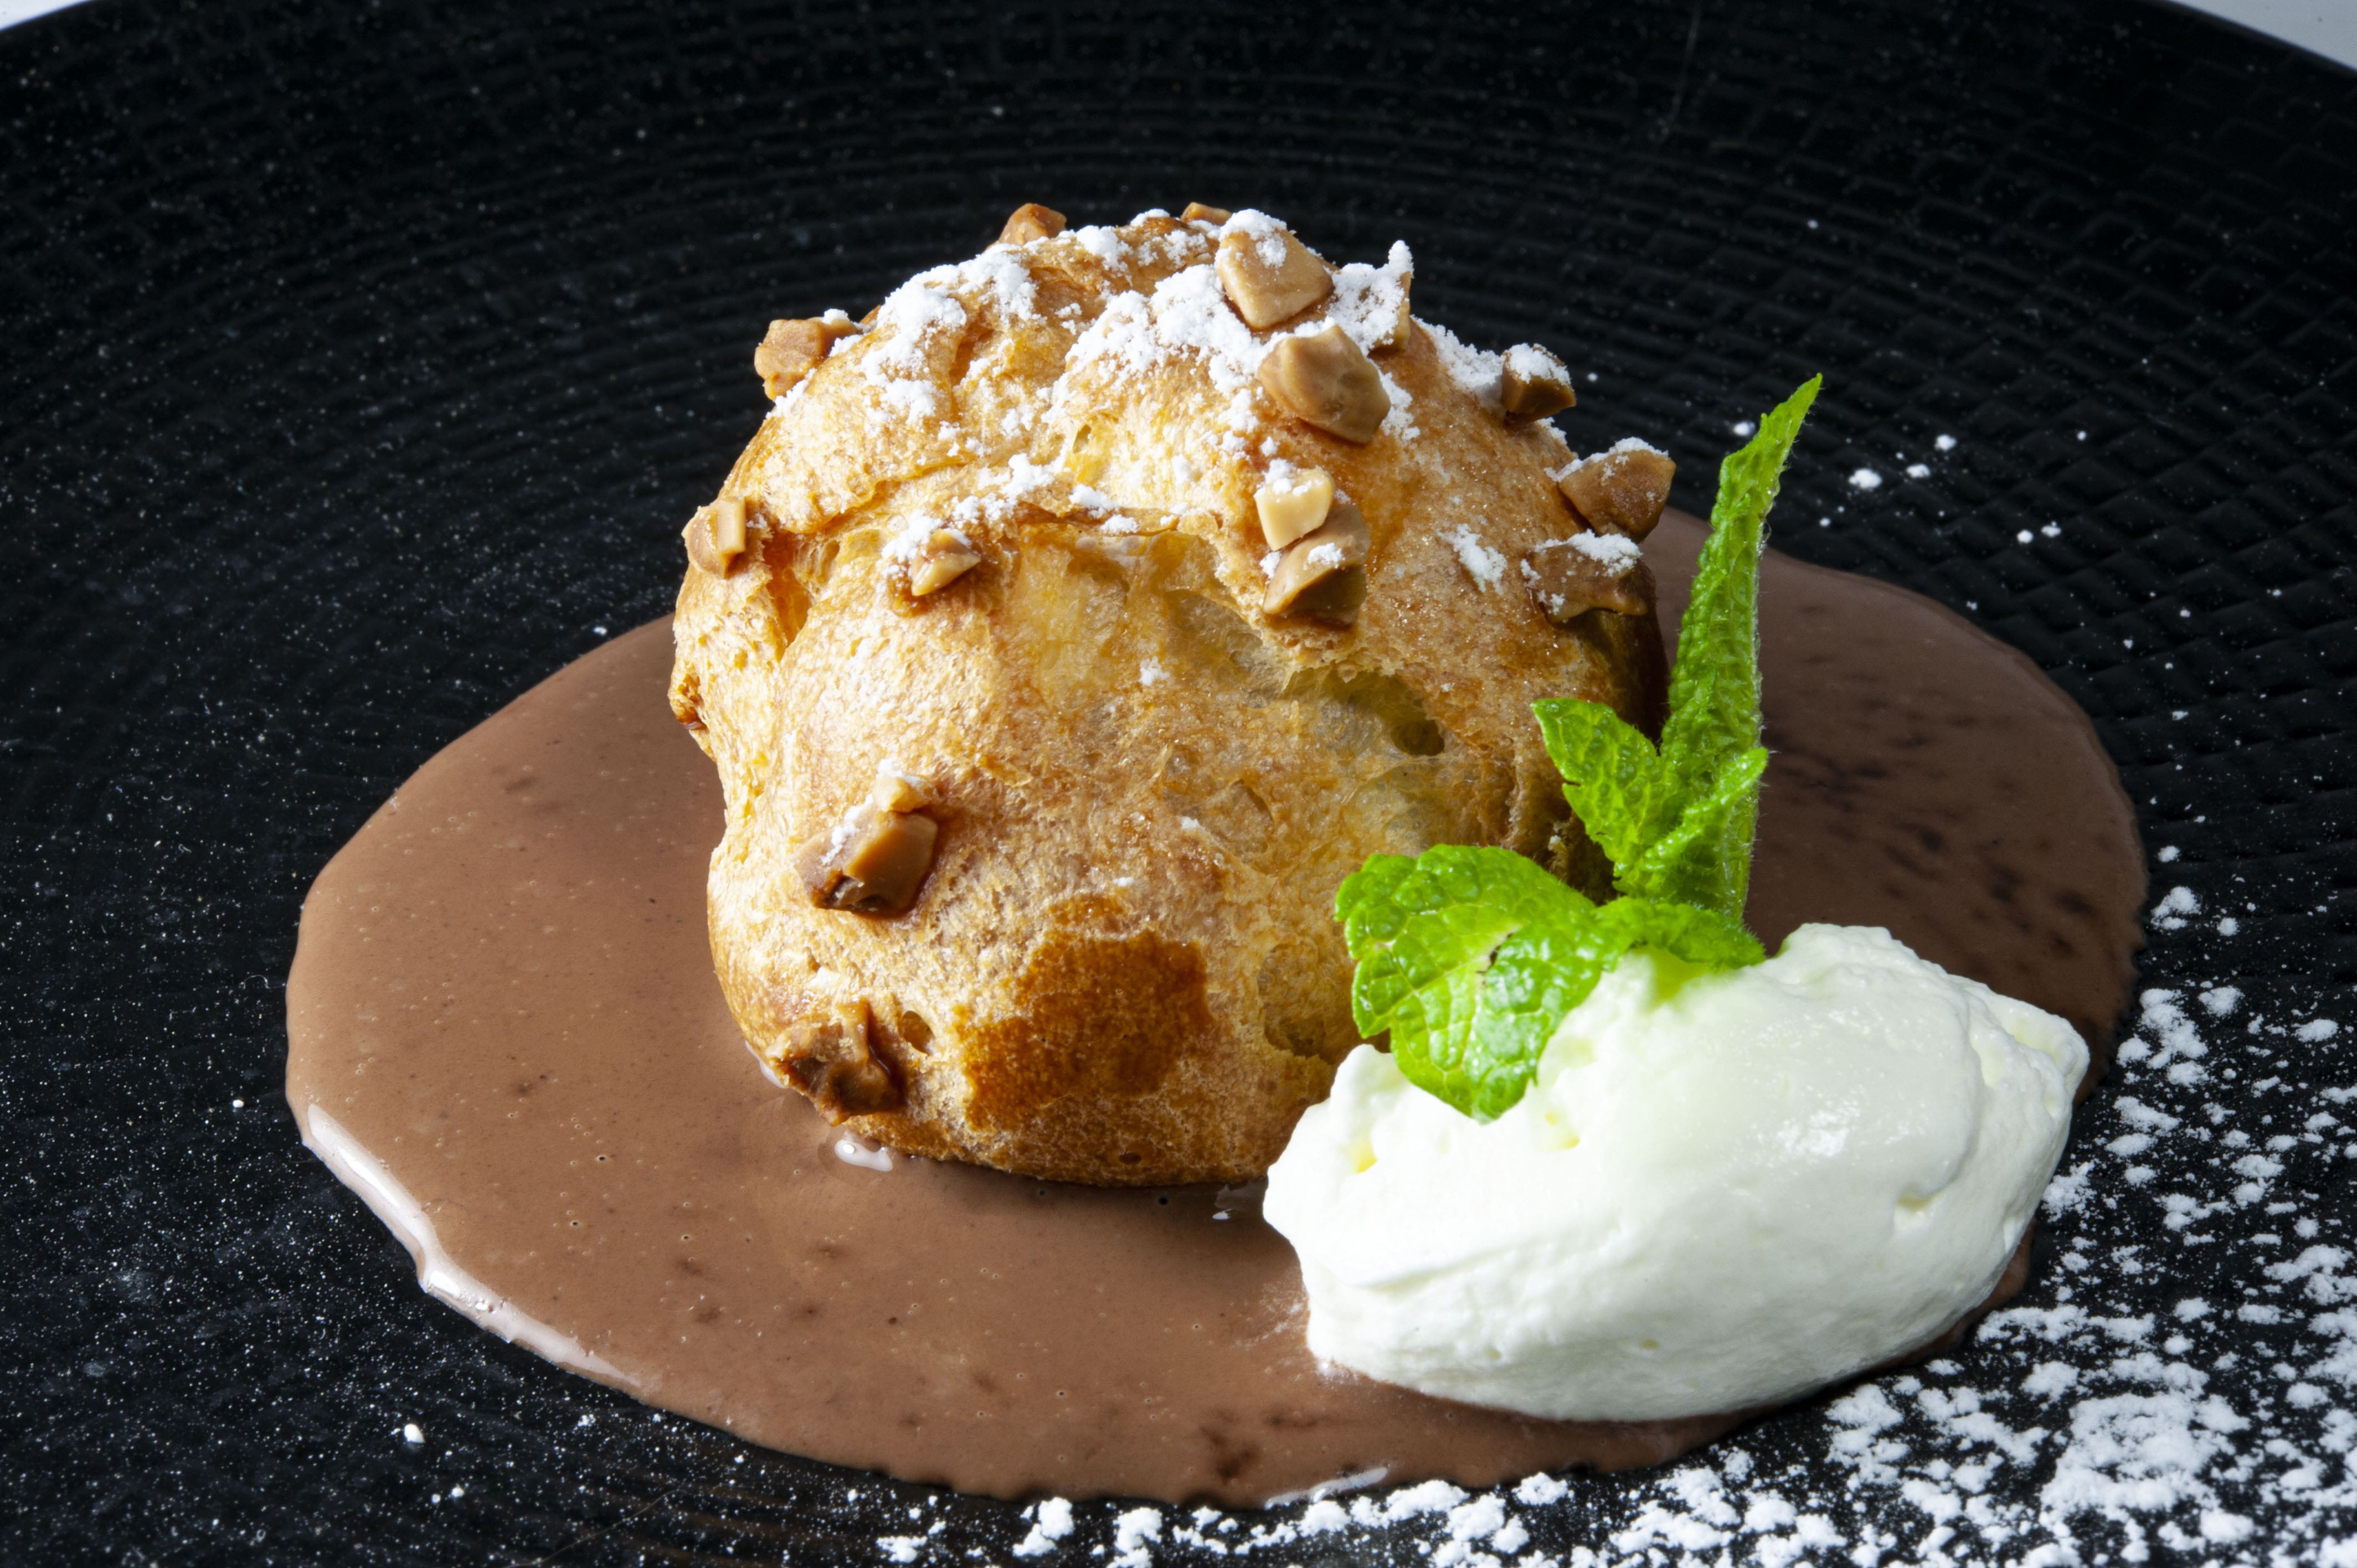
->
[1263,924,2087,1422]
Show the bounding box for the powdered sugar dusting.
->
[1378,369,1418,442]
[1552,439,1668,490]
[1563,532,1642,569]
[997,453,1057,500]
[1443,525,1508,591]
[879,513,945,563]
[856,275,966,426]
[2152,885,2202,931]
[1068,483,1133,530]
[1422,318,1503,409]
[846,253,1043,431]
[1320,240,1414,356]
[1011,1496,1074,1557]
[936,251,1037,322]
[1502,342,1558,381]
[1058,262,1266,400]
[869,276,967,358]
[1067,223,1131,270]
[1222,208,1292,270]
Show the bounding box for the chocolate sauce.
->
[284,514,2142,1504]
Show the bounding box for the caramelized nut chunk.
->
[1521,536,1655,625]
[792,817,844,899]
[1264,499,1371,624]
[906,529,983,596]
[682,495,749,577]
[1258,325,1390,445]
[1253,463,1335,548]
[997,202,1066,246]
[867,760,933,814]
[1499,343,1577,421]
[1558,442,1676,540]
[797,802,941,916]
[711,496,747,554]
[781,999,902,1120]
[835,811,940,912]
[753,312,860,399]
[893,527,981,597]
[1216,219,1333,328]
[1180,202,1232,225]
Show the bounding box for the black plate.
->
[4,1,2354,1562]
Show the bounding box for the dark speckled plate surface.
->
[3,2,2353,1562]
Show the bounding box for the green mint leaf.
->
[1584,889,1766,975]
[1339,847,1595,1117]
[1435,922,1619,1119]
[1334,852,1418,950]
[1618,744,1771,919]
[1335,847,1764,1121]
[1442,896,1763,1116]
[1530,699,1680,872]
[1343,846,1594,1027]
[1647,376,1820,917]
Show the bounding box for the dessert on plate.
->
[287,202,2135,1500]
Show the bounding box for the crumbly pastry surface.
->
[670,207,1669,1184]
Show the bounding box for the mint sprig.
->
[1334,378,1821,1120]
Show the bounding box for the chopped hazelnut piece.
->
[867,761,933,814]
[1499,343,1577,421]
[836,811,940,911]
[1263,499,1371,625]
[1521,537,1655,625]
[905,529,983,596]
[997,203,1066,245]
[1253,463,1336,548]
[1216,220,1333,329]
[1181,202,1231,225]
[797,762,944,917]
[682,495,749,577]
[1558,442,1676,539]
[753,312,860,399]
[797,802,941,916]
[709,496,748,558]
[1258,325,1391,445]
[781,998,902,1120]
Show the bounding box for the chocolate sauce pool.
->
[284,514,2143,1504]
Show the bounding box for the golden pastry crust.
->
[670,210,1666,1185]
